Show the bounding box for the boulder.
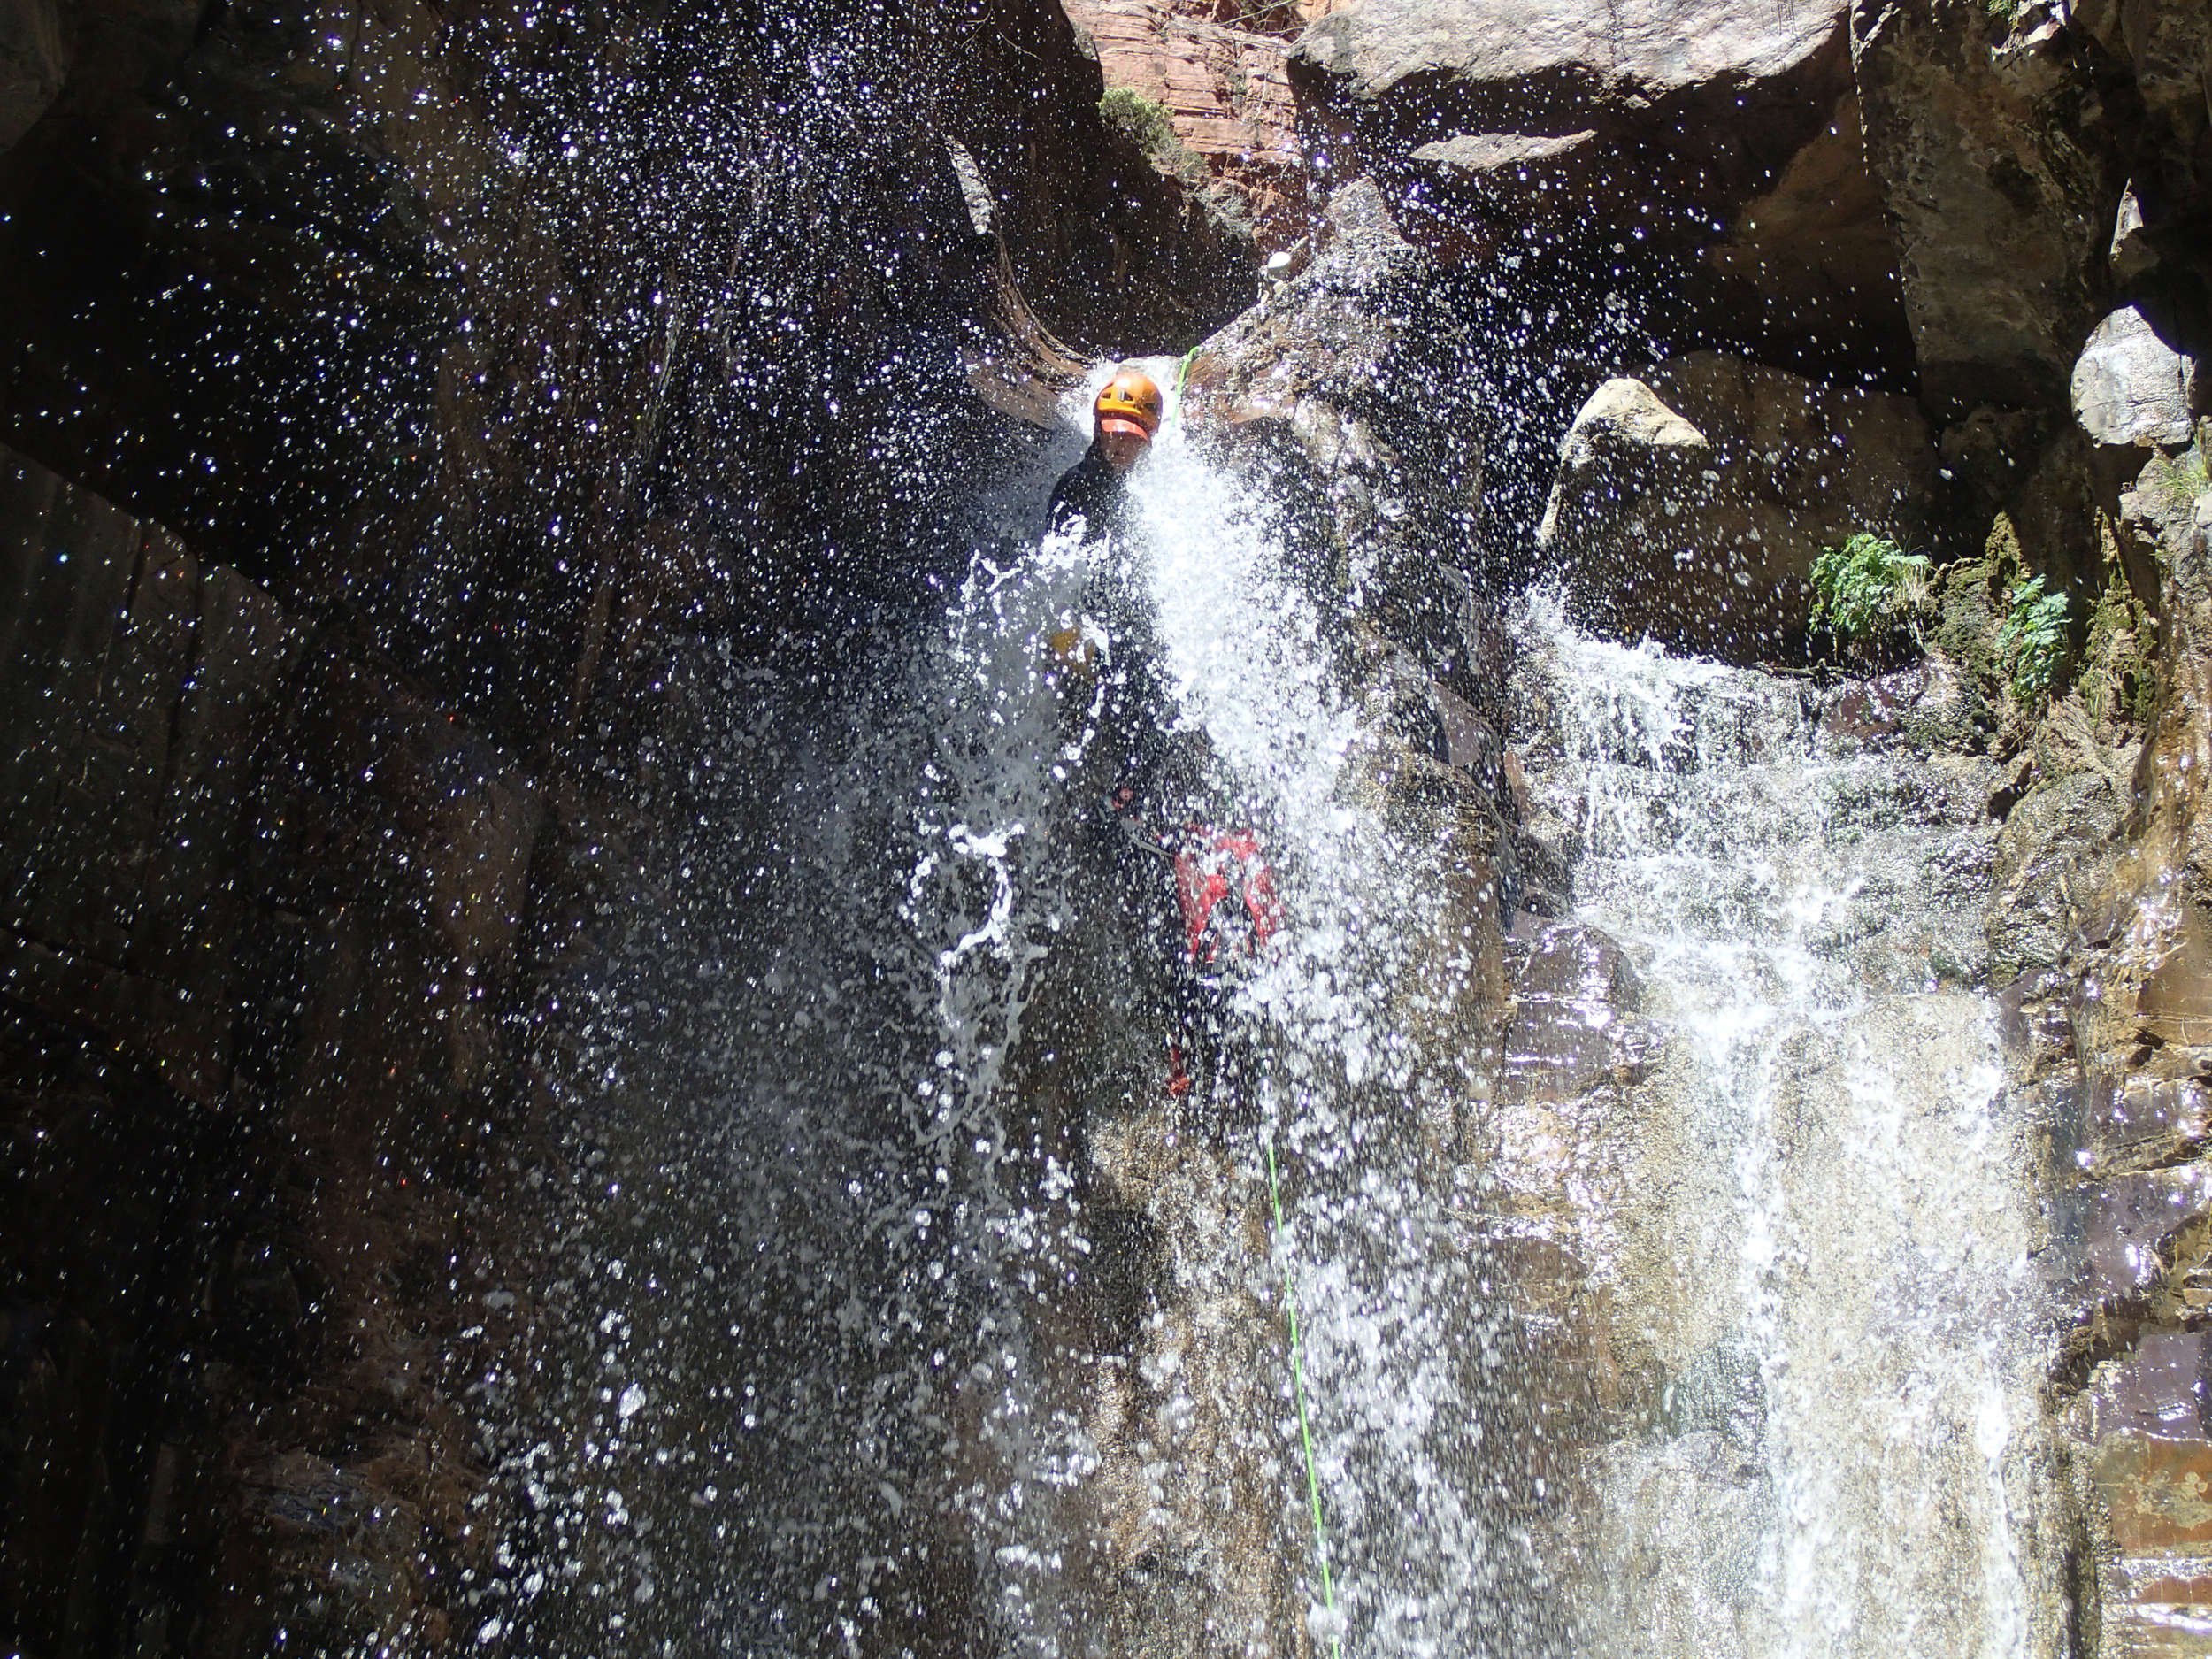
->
[1293,0,1843,116]
[2108,183,2158,285]
[2071,303,2202,450]
[1538,352,1934,660]
[1536,376,1711,549]
[1852,0,2131,417]
[1289,0,1860,279]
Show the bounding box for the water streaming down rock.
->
[494,396,1587,1657]
[499,380,2081,1659]
[1500,604,2062,1655]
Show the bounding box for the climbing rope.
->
[1174,343,1202,405]
[1265,1136,1342,1659]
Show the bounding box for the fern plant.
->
[1995,574,2070,703]
[1809,534,1932,643]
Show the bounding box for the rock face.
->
[1184,180,1494,695]
[1852,0,2131,419]
[2071,303,2203,449]
[1062,0,1305,238]
[1538,352,1934,659]
[2038,436,2212,1654]
[0,445,545,1655]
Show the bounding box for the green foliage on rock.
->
[1099,88,1210,185]
[1100,87,1175,154]
[2146,448,2209,514]
[1995,574,2070,703]
[1809,532,1932,641]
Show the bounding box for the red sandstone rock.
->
[1061,0,1306,237]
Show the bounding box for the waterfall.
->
[490,377,2049,1659]
[1505,601,2047,1657]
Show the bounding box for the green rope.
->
[1266,1137,1342,1659]
[1174,343,1202,403]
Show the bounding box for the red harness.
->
[1171,828,1284,965]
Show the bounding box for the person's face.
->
[1097,426,1149,472]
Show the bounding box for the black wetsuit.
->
[1045,442,1134,546]
[1046,442,1238,1099]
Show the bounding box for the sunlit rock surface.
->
[2072,303,2202,451]
[1060,0,1306,240]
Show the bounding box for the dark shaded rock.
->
[1,447,549,1656]
[1704,91,1907,360]
[1852,0,2133,419]
[0,0,68,153]
[0,445,302,1100]
[2068,0,2212,308]
[1538,351,1933,661]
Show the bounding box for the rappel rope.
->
[1266,1136,1342,1659]
[1174,343,1202,405]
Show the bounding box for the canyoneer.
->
[1043,365,1283,1102]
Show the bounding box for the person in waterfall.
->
[1043,365,1282,1102]
[1045,365,1160,542]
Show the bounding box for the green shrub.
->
[1101,88,1177,157]
[1995,574,2070,703]
[1809,533,1932,642]
[1100,88,1208,185]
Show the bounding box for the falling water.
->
[1505,603,2048,1657]
[493,366,1587,1657]
[483,348,2055,1659]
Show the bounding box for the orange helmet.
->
[1094,368,1164,441]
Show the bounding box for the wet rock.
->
[1538,352,1933,661]
[1502,924,1655,1102]
[1989,765,2129,983]
[2055,1164,2212,1307]
[1852,0,2133,418]
[0,0,67,154]
[1184,179,1493,687]
[1816,658,1972,752]
[2071,303,2203,450]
